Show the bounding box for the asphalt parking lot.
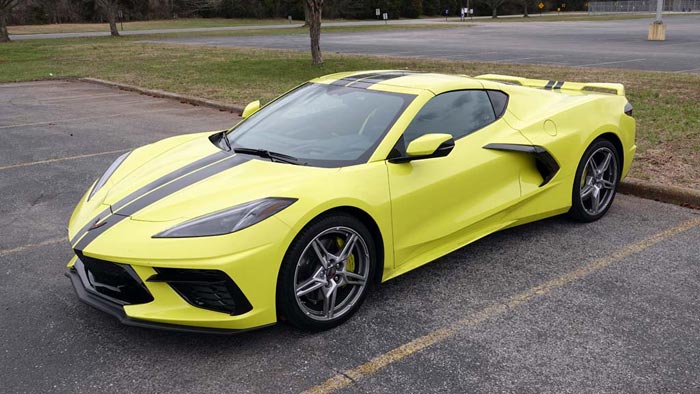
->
[2,81,700,394]
[155,16,700,73]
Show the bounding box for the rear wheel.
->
[277,213,376,331]
[568,138,620,222]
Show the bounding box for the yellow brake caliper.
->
[336,236,355,274]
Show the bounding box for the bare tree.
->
[479,0,507,18]
[302,0,309,27]
[0,0,20,42]
[178,0,220,17]
[94,0,120,37]
[305,0,323,65]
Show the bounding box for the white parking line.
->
[575,58,646,67]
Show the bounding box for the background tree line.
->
[6,0,587,25]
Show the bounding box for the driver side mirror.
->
[389,133,455,163]
[241,100,261,119]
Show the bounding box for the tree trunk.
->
[106,6,120,36]
[302,1,310,27]
[306,0,323,65]
[492,6,498,18]
[523,0,529,16]
[0,13,10,43]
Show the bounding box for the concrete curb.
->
[79,78,245,114]
[75,78,700,210]
[619,178,700,210]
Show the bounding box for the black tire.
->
[568,138,621,222]
[277,213,376,331]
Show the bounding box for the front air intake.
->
[147,268,252,315]
[74,252,154,305]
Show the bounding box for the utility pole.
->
[648,0,666,40]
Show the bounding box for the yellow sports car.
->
[67,71,635,332]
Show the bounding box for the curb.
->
[75,78,700,210]
[619,178,700,210]
[79,78,245,114]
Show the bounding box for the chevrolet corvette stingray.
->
[66,71,635,332]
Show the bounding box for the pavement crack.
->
[336,368,359,386]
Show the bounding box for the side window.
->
[403,90,497,144]
[487,90,509,118]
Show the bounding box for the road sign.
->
[538,2,545,9]
[382,12,388,20]
[376,8,380,16]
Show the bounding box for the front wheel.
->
[277,213,376,331]
[568,138,620,222]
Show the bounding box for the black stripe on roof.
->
[348,72,417,89]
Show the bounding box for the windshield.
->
[227,83,415,167]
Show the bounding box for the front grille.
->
[147,268,252,315]
[75,252,154,305]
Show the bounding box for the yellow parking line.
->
[0,237,65,258]
[0,108,181,129]
[0,149,130,171]
[40,93,125,102]
[303,217,700,394]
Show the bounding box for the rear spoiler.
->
[474,74,625,96]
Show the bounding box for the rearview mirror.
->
[241,100,261,119]
[389,133,455,163]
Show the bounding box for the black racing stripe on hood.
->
[109,151,229,213]
[70,151,229,246]
[74,154,250,251]
[69,207,112,247]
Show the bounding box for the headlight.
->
[153,197,297,238]
[88,151,130,201]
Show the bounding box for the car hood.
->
[99,133,337,223]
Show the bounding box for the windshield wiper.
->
[233,147,304,165]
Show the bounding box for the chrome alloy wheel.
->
[293,226,370,321]
[580,146,618,216]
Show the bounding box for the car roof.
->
[311,70,485,95]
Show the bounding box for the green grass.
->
[132,23,469,40]
[1,36,698,188]
[7,18,301,35]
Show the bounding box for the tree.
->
[402,0,423,17]
[478,0,506,17]
[94,0,120,36]
[522,0,529,16]
[0,0,20,42]
[305,0,322,65]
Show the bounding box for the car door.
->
[387,89,533,270]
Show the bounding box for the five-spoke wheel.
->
[569,138,620,222]
[278,213,375,330]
